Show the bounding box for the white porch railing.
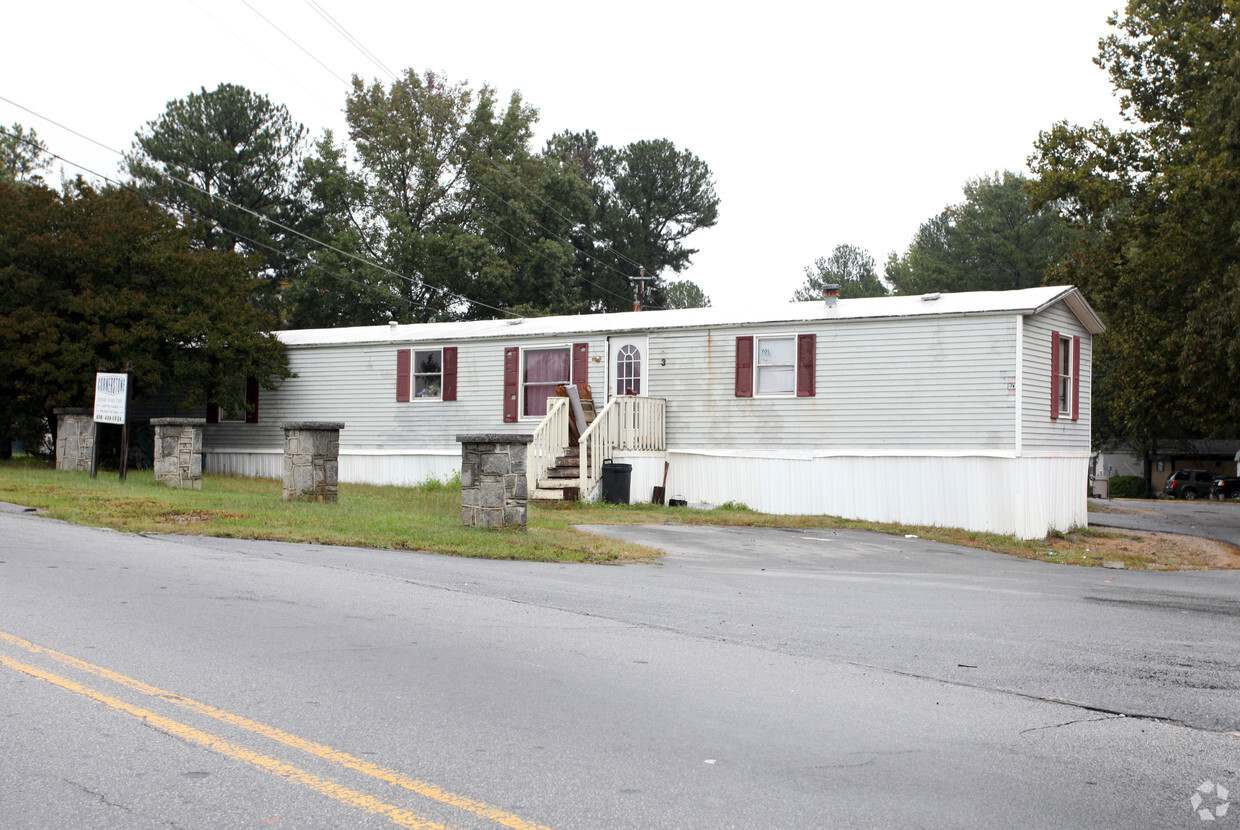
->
[579,396,666,499]
[527,397,570,492]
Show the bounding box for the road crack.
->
[65,778,134,813]
[1018,714,1122,735]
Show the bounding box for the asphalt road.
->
[1089,496,1240,547]
[2,504,1239,829]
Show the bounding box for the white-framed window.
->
[1058,335,1072,416]
[522,346,571,417]
[755,335,797,396]
[413,349,442,399]
[615,344,641,395]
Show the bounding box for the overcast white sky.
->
[2,0,1125,309]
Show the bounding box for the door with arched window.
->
[608,335,648,399]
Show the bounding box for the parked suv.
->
[1163,469,1215,499]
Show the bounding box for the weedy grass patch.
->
[2,459,1234,569]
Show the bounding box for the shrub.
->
[1107,475,1147,499]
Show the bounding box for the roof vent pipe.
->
[823,284,840,308]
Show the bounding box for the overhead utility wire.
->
[187,0,342,115]
[277,4,647,276]
[303,0,396,81]
[195,0,639,309]
[0,99,520,319]
[238,0,351,86]
[0,126,426,316]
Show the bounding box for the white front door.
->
[608,335,648,399]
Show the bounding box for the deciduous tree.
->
[0,180,289,453]
[290,71,591,326]
[1028,0,1240,488]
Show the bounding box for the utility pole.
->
[629,267,652,312]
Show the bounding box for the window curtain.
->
[523,349,570,416]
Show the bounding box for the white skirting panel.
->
[664,451,1089,539]
[205,451,282,479]
[609,452,670,504]
[204,451,460,487]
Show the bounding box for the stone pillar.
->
[282,422,344,502]
[150,418,205,489]
[457,434,532,529]
[54,408,95,472]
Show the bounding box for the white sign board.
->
[93,372,129,425]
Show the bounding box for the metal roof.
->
[277,285,1105,347]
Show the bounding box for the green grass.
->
[0,460,657,564]
[0,459,1225,568]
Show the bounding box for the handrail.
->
[578,396,666,499]
[528,397,570,493]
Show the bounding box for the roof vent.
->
[822,284,841,309]
[921,292,941,302]
[388,320,398,329]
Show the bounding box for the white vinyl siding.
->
[1021,301,1092,453]
[206,337,605,457]
[650,315,1019,451]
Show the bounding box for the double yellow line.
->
[0,630,553,830]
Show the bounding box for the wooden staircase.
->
[527,392,665,504]
[530,445,590,501]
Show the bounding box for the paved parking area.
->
[1089,497,1240,546]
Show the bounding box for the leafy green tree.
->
[125,83,308,314]
[0,123,51,182]
[290,71,591,326]
[1028,0,1240,489]
[660,279,711,309]
[0,180,290,454]
[546,131,720,312]
[794,244,887,301]
[886,172,1075,295]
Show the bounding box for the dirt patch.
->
[1045,529,1240,570]
[155,510,241,525]
[1087,498,1166,517]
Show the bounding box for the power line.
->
[238,0,351,87]
[302,0,396,82]
[0,126,432,318]
[262,4,649,279]
[0,108,521,319]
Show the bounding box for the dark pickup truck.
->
[1209,476,1240,499]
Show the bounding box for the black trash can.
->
[601,459,632,505]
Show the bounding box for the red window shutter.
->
[572,342,589,386]
[735,336,754,397]
[1049,331,1060,420]
[1072,336,1081,421]
[396,349,411,402]
[206,403,220,424]
[442,347,458,401]
[796,334,816,397]
[245,377,260,424]
[503,347,520,422]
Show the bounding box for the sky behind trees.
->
[0,0,1123,307]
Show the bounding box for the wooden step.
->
[530,485,579,501]
[538,477,583,490]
